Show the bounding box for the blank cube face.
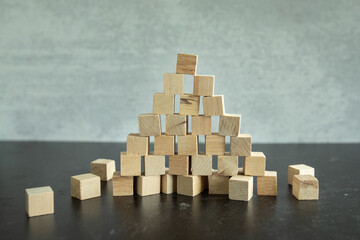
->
[138,114,161,137]
[144,155,165,176]
[154,135,174,155]
[127,134,149,155]
[208,171,229,194]
[120,152,141,176]
[169,155,190,175]
[219,114,241,136]
[179,94,200,115]
[71,173,101,200]
[193,75,214,96]
[136,175,161,196]
[203,95,225,116]
[244,152,266,176]
[205,134,225,155]
[177,175,205,197]
[191,155,212,176]
[257,171,277,196]
[166,114,187,136]
[217,155,238,176]
[230,134,252,156]
[191,115,211,135]
[164,73,184,95]
[288,164,315,185]
[161,169,177,194]
[229,176,253,201]
[178,135,198,155]
[176,53,198,75]
[113,172,133,196]
[26,186,54,217]
[90,159,116,181]
[292,175,319,200]
[153,93,174,114]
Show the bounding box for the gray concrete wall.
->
[0,0,359,143]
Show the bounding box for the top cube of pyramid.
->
[176,53,198,75]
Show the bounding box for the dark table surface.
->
[0,141,359,240]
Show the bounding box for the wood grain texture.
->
[90,159,116,181]
[164,73,184,95]
[205,133,225,155]
[178,135,198,155]
[244,152,266,176]
[229,175,253,201]
[257,171,277,196]
[191,154,212,176]
[71,173,101,200]
[193,75,214,96]
[219,114,241,136]
[136,175,161,196]
[144,154,165,176]
[191,115,211,135]
[208,170,229,194]
[153,93,174,114]
[165,114,187,136]
[179,94,200,115]
[120,152,141,176]
[292,175,319,200]
[288,164,315,185]
[177,175,206,197]
[127,133,149,155]
[25,186,54,217]
[176,53,198,75]
[112,172,133,196]
[154,134,175,155]
[161,169,177,194]
[218,155,238,176]
[138,114,161,137]
[203,95,225,116]
[230,134,251,156]
[168,155,190,175]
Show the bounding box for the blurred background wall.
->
[0,0,359,143]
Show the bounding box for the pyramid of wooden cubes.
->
[116,53,278,201]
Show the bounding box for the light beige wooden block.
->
[219,114,241,136]
[71,173,101,200]
[191,154,212,176]
[191,115,211,135]
[292,175,319,200]
[164,73,184,95]
[113,172,133,196]
[244,152,266,176]
[178,135,198,155]
[203,95,225,116]
[90,159,116,181]
[138,114,161,136]
[165,114,187,136]
[229,175,253,201]
[154,134,175,155]
[169,155,190,175]
[176,53,198,75]
[288,164,315,185]
[205,133,225,155]
[25,186,54,217]
[218,155,238,176]
[177,175,206,197]
[193,75,214,96]
[179,94,200,115]
[208,170,229,194]
[120,152,141,176]
[153,93,174,114]
[257,171,277,196]
[161,169,177,194]
[144,154,165,176]
[230,134,251,156]
[136,175,161,196]
[127,133,149,155]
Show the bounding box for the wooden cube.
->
[164,73,184,95]
[136,175,161,196]
[218,155,238,176]
[193,75,214,96]
[113,172,133,196]
[230,134,251,156]
[176,53,198,75]
[205,133,225,155]
[138,114,161,136]
[166,114,187,136]
[90,159,116,181]
[120,152,141,176]
[25,186,54,217]
[179,94,200,115]
[127,133,149,155]
[154,134,174,155]
[169,155,190,175]
[292,175,319,200]
[208,170,229,194]
[161,169,177,194]
[288,164,315,185]
[71,173,101,200]
[229,175,253,201]
[219,114,241,136]
[257,171,277,196]
[177,175,206,197]
[144,154,165,176]
[153,93,174,114]
[191,154,212,176]
[238,167,244,175]
[203,95,225,116]
[244,152,266,176]
[191,115,211,135]
[178,135,198,155]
